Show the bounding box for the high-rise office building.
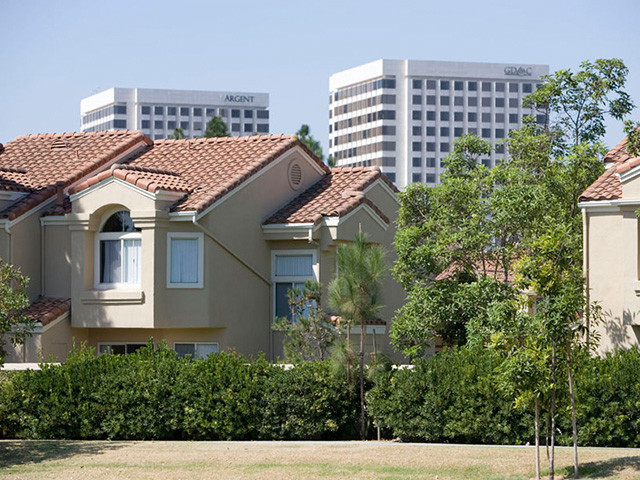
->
[81,88,269,140]
[329,59,549,188]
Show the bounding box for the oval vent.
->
[288,161,303,190]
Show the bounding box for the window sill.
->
[80,289,145,305]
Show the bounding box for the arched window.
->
[97,210,141,287]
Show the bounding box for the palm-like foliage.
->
[328,232,385,439]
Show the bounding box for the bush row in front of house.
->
[367,346,640,447]
[0,344,358,440]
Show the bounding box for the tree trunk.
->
[549,341,557,480]
[535,397,541,480]
[567,344,579,477]
[346,325,352,383]
[359,319,366,440]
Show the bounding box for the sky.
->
[1,0,639,153]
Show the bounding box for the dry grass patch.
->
[1,440,639,480]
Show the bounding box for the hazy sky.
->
[1,0,638,152]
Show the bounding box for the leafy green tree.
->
[272,280,339,362]
[0,261,34,363]
[296,124,324,161]
[203,116,229,138]
[169,128,185,139]
[329,232,385,440]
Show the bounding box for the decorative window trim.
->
[271,249,318,321]
[97,342,148,355]
[166,232,204,289]
[94,211,142,290]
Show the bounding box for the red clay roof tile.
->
[23,297,70,326]
[264,167,394,225]
[0,130,150,219]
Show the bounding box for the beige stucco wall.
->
[584,168,640,352]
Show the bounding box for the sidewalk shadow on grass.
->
[0,440,128,470]
[560,455,640,478]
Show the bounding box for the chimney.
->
[55,181,65,208]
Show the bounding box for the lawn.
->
[1,440,639,480]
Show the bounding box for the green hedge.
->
[0,345,358,440]
[367,347,640,447]
[367,347,533,444]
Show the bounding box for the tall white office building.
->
[329,59,549,188]
[81,88,269,140]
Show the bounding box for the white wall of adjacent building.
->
[329,59,549,188]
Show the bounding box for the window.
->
[167,232,204,288]
[509,83,519,93]
[482,128,491,138]
[231,109,240,118]
[482,113,491,123]
[232,123,240,132]
[385,172,396,183]
[426,95,436,105]
[193,122,202,131]
[496,98,505,108]
[509,98,519,108]
[412,157,422,167]
[244,123,253,132]
[454,96,463,106]
[206,108,217,116]
[180,107,190,116]
[454,127,463,137]
[495,113,505,123]
[523,83,533,93]
[440,80,450,90]
[509,113,519,123]
[468,81,477,91]
[496,83,505,92]
[440,96,450,105]
[412,95,422,105]
[454,111,463,121]
[141,106,151,115]
[193,108,202,116]
[426,142,435,152]
[468,112,477,122]
[496,128,505,138]
[180,121,189,129]
[426,126,435,136]
[168,121,176,129]
[114,119,127,128]
[482,82,491,92]
[412,110,421,120]
[454,81,463,91]
[426,111,436,121]
[426,157,436,168]
[257,110,269,119]
[154,106,164,115]
[468,97,477,107]
[168,107,177,116]
[272,251,317,320]
[257,124,269,133]
[96,211,141,288]
[412,79,422,89]
[412,126,422,136]
[440,127,449,136]
[426,174,436,183]
[482,97,491,107]
[115,105,127,114]
[440,111,449,121]
[440,142,450,152]
[426,80,436,89]
[412,173,421,183]
[141,120,150,129]
[244,109,253,118]
[99,343,146,355]
[154,120,163,129]
[412,142,422,152]
[174,342,219,359]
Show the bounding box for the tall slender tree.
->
[203,116,229,138]
[296,124,324,161]
[329,232,385,439]
[0,260,34,364]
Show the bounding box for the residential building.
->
[329,59,549,188]
[0,131,403,362]
[80,88,269,140]
[580,132,640,351]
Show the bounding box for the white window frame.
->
[173,342,219,359]
[97,342,148,355]
[271,249,318,320]
[94,214,142,290]
[167,232,204,289]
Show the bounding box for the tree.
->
[296,124,324,161]
[329,232,385,440]
[391,58,634,480]
[169,128,185,139]
[203,116,229,138]
[0,260,34,364]
[272,280,339,362]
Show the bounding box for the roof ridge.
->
[113,164,181,176]
[13,130,145,142]
[153,134,297,145]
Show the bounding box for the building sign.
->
[504,66,533,77]
[224,95,255,103]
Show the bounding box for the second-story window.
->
[97,210,141,288]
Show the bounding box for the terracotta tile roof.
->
[435,259,514,284]
[580,131,640,202]
[70,134,329,213]
[23,297,70,326]
[0,131,150,220]
[264,166,397,225]
[579,166,622,202]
